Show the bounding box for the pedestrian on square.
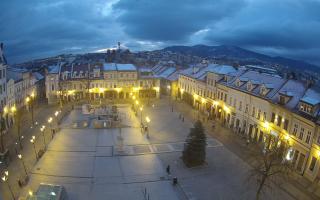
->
[166,165,171,175]
[182,116,184,122]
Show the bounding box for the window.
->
[239,101,242,111]
[283,119,289,131]
[263,112,267,121]
[271,113,275,123]
[252,107,255,117]
[309,157,317,171]
[245,104,248,113]
[279,96,286,105]
[233,99,237,108]
[224,94,227,102]
[257,109,261,120]
[277,116,282,127]
[299,128,304,140]
[293,124,298,136]
[305,131,312,144]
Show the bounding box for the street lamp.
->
[18,154,28,176]
[145,116,151,138]
[40,125,46,149]
[25,93,35,125]
[30,136,37,160]
[139,106,143,125]
[48,117,54,138]
[11,105,23,149]
[2,170,15,199]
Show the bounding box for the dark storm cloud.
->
[113,0,247,41]
[1,0,320,65]
[204,0,320,64]
[0,0,121,63]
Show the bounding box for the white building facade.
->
[178,63,320,183]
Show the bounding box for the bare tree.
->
[248,137,293,200]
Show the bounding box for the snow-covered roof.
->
[301,88,320,106]
[103,63,136,71]
[32,72,44,81]
[272,80,306,109]
[223,70,286,99]
[139,68,153,72]
[208,64,237,75]
[117,63,136,71]
[48,65,60,74]
[158,67,176,78]
[103,63,117,71]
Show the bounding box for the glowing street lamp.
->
[25,93,35,125]
[145,116,151,138]
[18,154,28,176]
[139,106,143,124]
[1,170,15,199]
[54,111,59,117]
[40,125,47,149]
[30,136,37,160]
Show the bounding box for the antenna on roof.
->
[118,42,121,50]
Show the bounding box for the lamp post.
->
[30,136,37,160]
[145,116,150,138]
[25,92,35,126]
[139,106,143,125]
[2,170,15,200]
[167,85,173,112]
[48,117,53,139]
[40,125,46,149]
[11,106,23,149]
[18,154,28,176]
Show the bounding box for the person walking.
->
[166,165,171,175]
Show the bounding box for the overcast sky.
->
[1,0,320,65]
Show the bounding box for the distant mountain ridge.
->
[162,45,320,72]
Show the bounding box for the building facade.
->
[177,63,320,183]
[45,62,161,104]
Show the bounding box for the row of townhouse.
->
[0,44,44,132]
[45,62,161,104]
[177,63,320,183]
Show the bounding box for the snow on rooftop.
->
[32,72,44,81]
[301,88,320,105]
[117,63,136,71]
[207,64,237,75]
[48,65,60,73]
[158,67,176,78]
[103,63,137,71]
[273,80,306,109]
[103,63,117,71]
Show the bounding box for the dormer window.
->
[235,79,241,87]
[247,82,253,91]
[279,96,286,105]
[299,102,313,114]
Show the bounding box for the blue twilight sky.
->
[0,0,320,65]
